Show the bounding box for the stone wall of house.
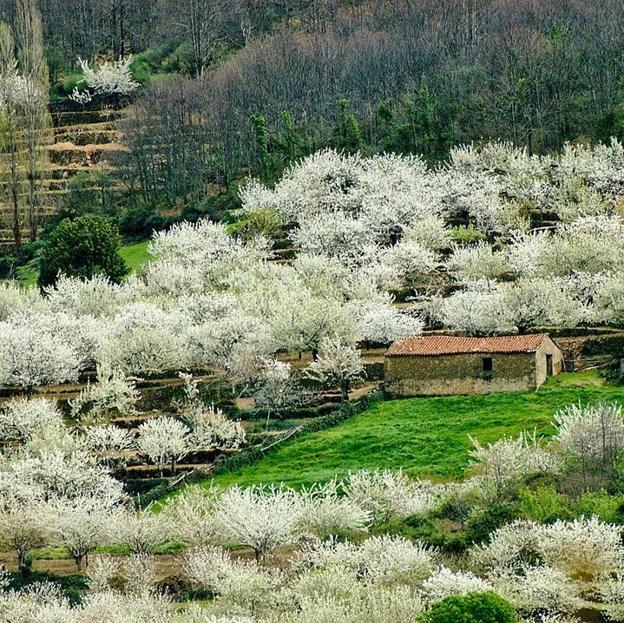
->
[535,337,565,386]
[384,352,538,397]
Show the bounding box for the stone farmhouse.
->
[384,334,564,397]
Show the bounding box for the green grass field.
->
[15,240,151,287]
[205,371,624,489]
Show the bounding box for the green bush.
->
[38,216,128,288]
[0,249,18,279]
[60,70,84,97]
[380,515,470,553]
[451,224,485,244]
[574,490,624,523]
[463,503,520,545]
[118,204,168,239]
[422,591,517,623]
[598,102,624,144]
[130,56,153,87]
[228,208,285,240]
[162,42,194,75]
[601,355,624,385]
[518,486,574,523]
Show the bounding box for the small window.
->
[482,357,493,380]
[546,354,553,376]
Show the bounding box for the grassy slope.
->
[15,240,151,286]
[207,372,624,489]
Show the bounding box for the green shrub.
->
[59,170,115,220]
[463,503,520,545]
[228,208,285,240]
[60,70,84,96]
[518,486,574,523]
[574,490,624,523]
[422,591,517,623]
[130,56,152,87]
[162,42,194,75]
[0,250,17,279]
[407,516,468,553]
[601,355,624,385]
[118,204,168,239]
[38,216,128,288]
[451,224,485,244]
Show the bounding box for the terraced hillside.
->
[0,108,126,245]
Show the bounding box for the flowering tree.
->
[85,425,134,470]
[0,398,63,446]
[114,509,173,556]
[553,402,624,484]
[438,283,512,336]
[45,495,121,569]
[299,481,371,539]
[0,320,79,389]
[252,358,302,427]
[470,431,559,495]
[184,546,280,615]
[71,365,140,425]
[70,57,139,105]
[166,485,222,547]
[0,498,48,576]
[211,485,302,560]
[342,470,438,523]
[305,339,365,401]
[136,416,190,476]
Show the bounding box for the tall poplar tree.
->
[15,0,50,241]
[0,23,24,250]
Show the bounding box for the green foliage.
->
[333,99,363,154]
[251,114,274,183]
[118,204,168,239]
[376,515,469,553]
[6,571,88,605]
[45,45,70,86]
[601,355,624,385]
[275,110,307,165]
[575,490,624,523]
[379,502,521,554]
[518,486,574,523]
[377,87,459,161]
[422,592,517,623]
[161,42,194,75]
[598,102,624,144]
[451,225,486,244]
[129,56,152,87]
[228,209,285,241]
[463,503,521,545]
[38,216,128,288]
[59,70,84,97]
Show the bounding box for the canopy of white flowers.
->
[0,141,623,389]
[1,401,624,622]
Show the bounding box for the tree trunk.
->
[340,381,350,402]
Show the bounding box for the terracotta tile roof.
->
[386,334,550,357]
